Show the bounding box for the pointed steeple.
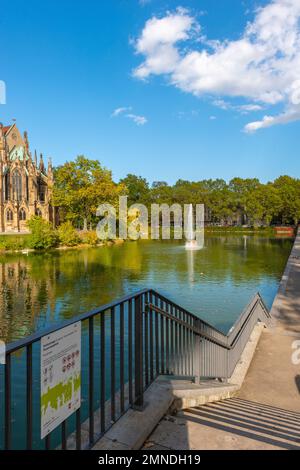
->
[34,150,37,166]
[47,156,53,179]
[24,131,29,151]
[39,153,45,172]
[47,156,52,171]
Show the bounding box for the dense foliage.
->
[121,174,300,227]
[27,217,59,250]
[53,156,126,230]
[52,156,300,230]
[57,221,80,247]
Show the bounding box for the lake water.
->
[0,234,293,344]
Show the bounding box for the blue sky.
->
[0,0,299,184]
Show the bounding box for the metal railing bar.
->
[45,433,51,450]
[154,295,159,376]
[160,300,165,375]
[110,307,115,422]
[88,316,94,445]
[100,312,105,433]
[165,305,170,374]
[148,303,230,349]
[150,290,226,336]
[134,295,143,409]
[4,353,11,450]
[76,408,81,449]
[128,299,133,406]
[120,303,125,414]
[26,344,33,450]
[144,293,149,387]
[229,301,269,348]
[149,292,154,382]
[61,420,67,450]
[6,289,150,354]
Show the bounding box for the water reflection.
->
[0,235,293,343]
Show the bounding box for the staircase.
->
[144,398,300,450]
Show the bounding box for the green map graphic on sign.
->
[41,374,81,415]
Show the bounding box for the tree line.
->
[52,156,300,229]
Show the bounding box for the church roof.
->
[2,124,14,134]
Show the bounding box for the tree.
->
[273,176,300,224]
[120,174,150,206]
[228,178,261,224]
[53,156,126,230]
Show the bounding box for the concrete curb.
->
[270,229,299,325]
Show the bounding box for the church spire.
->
[24,131,29,152]
[39,153,45,172]
[47,157,53,179]
[47,156,52,171]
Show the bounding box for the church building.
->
[0,122,54,232]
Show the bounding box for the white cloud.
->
[111,107,132,117]
[245,108,300,132]
[213,99,263,114]
[134,7,197,79]
[126,113,148,125]
[111,107,148,126]
[238,104,263,112]
[133,1,300,131]
[213,99,231,111]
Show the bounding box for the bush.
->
[79,230,99,246]
[0,235,30,251]
[27,216,58,250]
[58,221,80,247]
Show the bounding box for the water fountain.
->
[185,203,201,250]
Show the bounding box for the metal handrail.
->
[1,288,270,450]
[5,288,150,354]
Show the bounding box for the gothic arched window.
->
[38,177,46,202]
[26,175,29,201]
[35,208,42,217]
[19,208,26,221]
[6,209,13,222]
[12,170,22,201]
[3,172,10,201]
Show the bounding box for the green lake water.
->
[0,234,294,449]
[0,234,293,343]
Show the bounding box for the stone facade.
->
[0,122,55,232]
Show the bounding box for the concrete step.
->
[143,398,300,450]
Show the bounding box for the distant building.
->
[0,122,55,232]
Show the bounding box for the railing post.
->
[134,294,144,410]
[226,348,230,382]
[192,325,201,384]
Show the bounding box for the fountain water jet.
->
[185,204,201,250]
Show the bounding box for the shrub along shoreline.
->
[0,218,106,253]
[0,218,288,254]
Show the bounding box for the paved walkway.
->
[144,232,300,450]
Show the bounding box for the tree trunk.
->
[83,217,88,231]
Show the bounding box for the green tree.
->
[53,156,126,230]
[120,174,150,206]
[273,176,300,224]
